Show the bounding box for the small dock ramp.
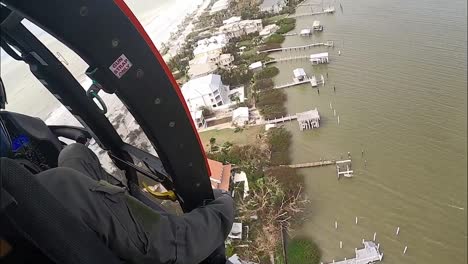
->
[326,241,383,264]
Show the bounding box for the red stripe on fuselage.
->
[113,0,211,176]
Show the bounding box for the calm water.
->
[271,0,467,263]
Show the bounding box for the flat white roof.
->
[297,108,320,121]
[232,107,249,119]
[293,68,306,77]
[248,61,263,69]
[187,63,217,77]
[219,53,233,60]
[310,52,329,59]
[211,0,230,13]
[194,110,203,119]
[181,74,223,99]
[300,29,311,34]
[223,16,241,25]
[313,20,321,27]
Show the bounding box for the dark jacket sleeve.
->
[170,192,235,263]
[36,167,234,264]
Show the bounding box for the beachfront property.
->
[218,17,263,38]
[297,108,320,131]
[187,63,217,79]
[187,52,233,78]
[193,34,229,57]
[210,0,230,14]
[181,74,230,117]
[208,158,231,191]
[232,107,249,126]
[218,53,235,68]
[223,16,242,25]
[310,52,329,64]
[260,0,288,13]
[192,110,207,129]
[259,24,280,37]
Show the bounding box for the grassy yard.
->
[238,39,253,47]
[199,125,264,150]
[263,14,288,25]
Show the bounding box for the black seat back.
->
[0,158,121,264]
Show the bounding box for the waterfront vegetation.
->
[168,0,317,261]
[256,89,287,119]
[205,126,312,262]
[265,33,286,44]
[286,238,321,264]
[255,66,280,79]
[276,18,297,34]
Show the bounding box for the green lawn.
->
[287,238,321,264]
[199,125,264,150]
[238,39,253,47]
[264,14,288,24]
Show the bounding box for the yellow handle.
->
[142,182,177,202]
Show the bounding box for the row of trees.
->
[207,127,315,263]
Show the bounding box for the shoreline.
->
[44,0,211,125]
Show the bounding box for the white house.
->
[218,19,263,38]
[181,74,230,114]
[218,53,234,68]
[260,0,288,13]
[232,107,249,126]
[259,24,280,37]
[210,0,230,14]
[193,43,225,57]
[187,63,217,79]
[223,16,241,25]
[193,110,206,129]
[197,34,229,47]
[193,35,228,57]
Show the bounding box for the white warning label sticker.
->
[109,54,133,78]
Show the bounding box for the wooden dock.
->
[274,75,325,89]
[281,160,335,168]
[264,114,297,124]
[326,241,383,264]
[264,55,309,65]
[290,7,335,18]
[259,41,334,53]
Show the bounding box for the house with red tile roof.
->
[207,159,231,191]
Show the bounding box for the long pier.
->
[264,55,309,65]
[274,75,325,89]
[264,114,297,124]
[281,160,335,168]
[259,41,334,53]
[290,7,336,18]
